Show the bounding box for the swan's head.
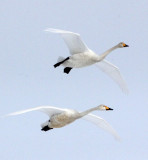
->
[118,42,129,48]
[98,104,113,111]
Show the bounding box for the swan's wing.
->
[82,114,120,140]
[3,106,66,118]
[96,60,128,94]
[45,28,90,55]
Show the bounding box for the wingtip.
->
[44,28,62,32]
[114,135,121,142]
[122,87,129,95]
[44,28,54,32]
[0,114,10,119]
[115,137,122,142]
[44,28,49,32]
[43,28,79,35]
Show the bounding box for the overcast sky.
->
[0,0,148,160]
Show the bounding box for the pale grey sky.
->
[0,0,148,160]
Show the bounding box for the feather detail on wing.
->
[96,60,129,94]
[45,28,90,55]
[82,113,120,140]
[2,106,66,118]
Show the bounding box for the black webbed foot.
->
[41,126,53,132]
[54,57,70,68]
[64,67,72,74]
[54,62,62,68]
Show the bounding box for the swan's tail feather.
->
[57,56,65,62]
[41,121,53,131]
[41,121,49,128]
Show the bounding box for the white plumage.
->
[3,104,120,140]
[45,28,129,93]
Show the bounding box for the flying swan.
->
[3,104,120,140]
[45,28,129,93]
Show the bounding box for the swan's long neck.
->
[97,45,119,61]
[79,106,100,118]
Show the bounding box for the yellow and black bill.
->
[105,106,113,111]
[123,43,129,47]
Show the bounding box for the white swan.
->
[3,104,120,140]
[45,28,129,93]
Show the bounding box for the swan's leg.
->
[54,57,70,68]
[41,120,53,131]
[41,126,53,131]
[64,67,73,74]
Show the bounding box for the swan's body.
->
[45,28,129,93]
[3,104,120,140]
[60,51,99,68]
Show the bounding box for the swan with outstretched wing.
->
[45,28,129,93]
[2,104,120,140]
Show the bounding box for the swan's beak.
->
[123,43,129,47]
[105,106,113,111]
[108,107,113,110]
